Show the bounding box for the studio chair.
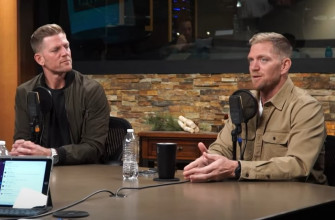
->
[324,135,335,186]
[102,116,132,165]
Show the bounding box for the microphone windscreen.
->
[230,89,258,123]
[229,95,244,125]
[27,91,40,119]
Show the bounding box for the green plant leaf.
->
[145,114,183,131]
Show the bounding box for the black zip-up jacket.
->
[14,70,110,165]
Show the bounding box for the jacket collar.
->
[36,71,75,90]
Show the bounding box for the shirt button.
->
[273,137,276,140]
[246,173,249,177]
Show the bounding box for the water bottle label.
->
[123,161,139,180]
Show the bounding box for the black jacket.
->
[14,70,110,165]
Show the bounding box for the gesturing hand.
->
[183,142,239,182]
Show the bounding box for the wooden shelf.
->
[138,131,217,167]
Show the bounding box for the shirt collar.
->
[266,77,294,110]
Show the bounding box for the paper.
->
[13,188,47,208]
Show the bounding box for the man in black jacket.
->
[10,24,110,165]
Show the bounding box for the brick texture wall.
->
[90,73,335,135]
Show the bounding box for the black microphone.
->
[229,95,244,126]
[27,92,40,119]
[228,89,258,160]
[27,91,41,143]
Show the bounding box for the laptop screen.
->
[0,156,53,207]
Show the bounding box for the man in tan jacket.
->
[184,32,327,184]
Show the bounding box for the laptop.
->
[0,156,53,217]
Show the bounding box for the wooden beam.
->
[0,0,18,149]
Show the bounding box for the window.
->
[33,0,335,73]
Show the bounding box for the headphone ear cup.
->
[33,86,52,115]
[231,89,258,123]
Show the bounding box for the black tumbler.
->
[156,143,177,180]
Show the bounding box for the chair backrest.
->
[324,135,335,186]
[103,116,132,165]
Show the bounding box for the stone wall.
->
[90,73,335,135]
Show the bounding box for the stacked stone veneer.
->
[90,73,335,135]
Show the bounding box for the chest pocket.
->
[262,132,289,158]
[263,132,289,146]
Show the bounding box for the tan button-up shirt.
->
[209,77,327,184]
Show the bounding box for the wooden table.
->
[138,131,218,167]
[29,165,335,220]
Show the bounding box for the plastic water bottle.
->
[122,129,139,180]
[325,46,333,58]
[0,140,8,156]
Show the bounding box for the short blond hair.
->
[249,32,292,58]
[30,24,65,53]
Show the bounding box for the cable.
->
[25,189,115,219]
[23,180,189,219]
[240,124,248,160]
[116,180,189,197]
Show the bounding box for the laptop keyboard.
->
[0,207,48,217]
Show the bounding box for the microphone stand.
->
[231,124,241,160]
[30,116,41,144]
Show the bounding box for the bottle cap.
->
[127,129,134,132]
[0,140,5,145]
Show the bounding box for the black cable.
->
[37,114,45,145]
[17,180,189,219]
[115,180,189,197]
[25,189,115,219]
[240,123,248,160]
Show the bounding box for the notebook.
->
[0,156,53,217]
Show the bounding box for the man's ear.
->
[281,58,291,73]
[34,53,44,66]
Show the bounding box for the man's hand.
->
[183,142,239,182]
[10,139,51,156]
[183,143,208,176]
